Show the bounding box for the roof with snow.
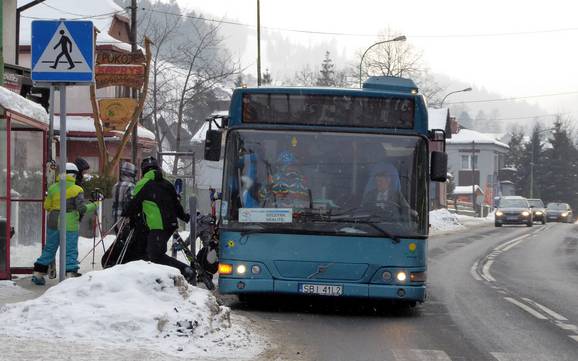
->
[18,0,131,51]
[0,85,49,124]
[447,128,509,149]
[53,115,155,141]
[191,111,228,144]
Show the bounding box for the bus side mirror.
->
[431,151,447,182]
[204,129,222,161]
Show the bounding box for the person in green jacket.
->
[32,163,96,285]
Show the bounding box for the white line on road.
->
[490,352,549,361]
[570,335,578,342]
[392,349,452,361]
[504,297,548,320]
[470,260,482,281]
[554,321,578,332]
[481,260,496,282]
[521,298,568,321]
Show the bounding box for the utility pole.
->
[130,0,138,166]
[256,0,262,86]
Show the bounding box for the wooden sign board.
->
[96,50,146,65]
[99,98,138,130]
[95,64,145,89]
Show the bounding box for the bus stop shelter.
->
[0,86,48,280]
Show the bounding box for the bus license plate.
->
[300,284,343,296]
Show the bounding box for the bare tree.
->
[171,21,239,174]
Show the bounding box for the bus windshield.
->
[221,129,428,237]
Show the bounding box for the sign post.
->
[32,20,94,282]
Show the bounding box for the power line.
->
[22,10,126,20]
[140,7,578,39]
[446,91,578,105]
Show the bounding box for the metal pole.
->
[130,0,138,165]
[48,86,55,160]
[530,142,534,198]
[358,36,407,88]
[0,2,3,84]
[58,85,67,282]
[257,0,262,86]
[471,141,476,217]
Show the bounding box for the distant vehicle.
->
[527,198,547,224]
[495,196,533,227]
[546,203,574,223]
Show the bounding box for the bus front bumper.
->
[219,278,426,302]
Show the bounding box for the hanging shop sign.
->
[98,98,138,130]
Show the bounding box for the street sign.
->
[31,20,94,83]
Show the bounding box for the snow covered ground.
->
[0,261,267,360]
[429,208,494,235]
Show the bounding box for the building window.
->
[461,154,478,169]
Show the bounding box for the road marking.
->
[494,234,529,251]
[504,297,547,320]
[490,352,549,361]
[470,260,482,281]
[481,260,496,282]
[521,298,568,321]
[500,239,524,252]
[554,321,578,332]
[392,349,452,361]
[570,335,578,342]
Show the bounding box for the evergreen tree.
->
[541,119,578,210]
[262,69,273,85]
[504,128,525,195]
[316,51,336,86]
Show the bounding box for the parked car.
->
[527,198,547,224]
[495,196,533,227]
[546,202,574,223]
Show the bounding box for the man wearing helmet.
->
[32,163,96,285]
[123,157,195,283]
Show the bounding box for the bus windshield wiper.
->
[329,215,400,243]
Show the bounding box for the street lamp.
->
[439,87,472,108]
[529,127,555,198]
[358,35,407,87]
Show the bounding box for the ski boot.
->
[65,271,82,278]
[198,270,215,291]
[31,272,46,286]
[48,261,57,279]
[183,267,197,286]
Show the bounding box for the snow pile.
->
[0,261,265,358]
[429,209,465,233]
[0,86,49,123]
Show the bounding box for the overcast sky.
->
[177,0,578,117]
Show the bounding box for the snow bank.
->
[0,281,35,304]
[0,86,49,124]
[0,261,265,358]
[429,209,465,233]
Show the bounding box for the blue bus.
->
[203,76,447,305]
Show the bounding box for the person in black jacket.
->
[123,157,195,283]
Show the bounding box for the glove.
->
[182,213,191,223]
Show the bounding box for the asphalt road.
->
[224,222,578,361]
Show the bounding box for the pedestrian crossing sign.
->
[31,20,94,83]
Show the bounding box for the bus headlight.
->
[382,271,392,281]
[251,265,261,274]
[521,211,530,217]
[396,271,407,282]
[236,264,247,275]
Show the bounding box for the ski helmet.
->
[65,162,79,174]
[73,158,90,173]
[120,161,137,178]
[141,156,159,174]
